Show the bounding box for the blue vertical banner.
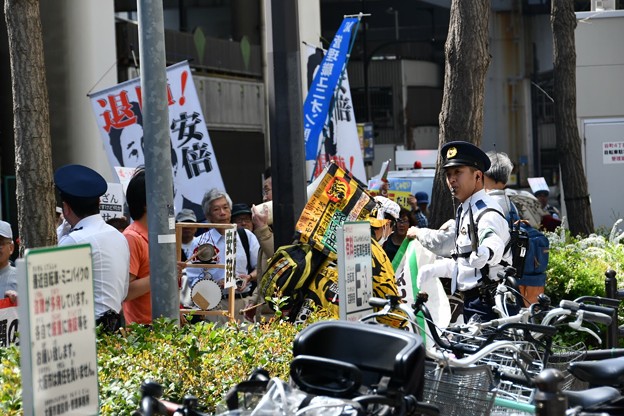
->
[303,17,359,182]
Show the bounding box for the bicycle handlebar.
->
[579,310,612,326]
[574,295,620,309]
[560,299,616,318]
[367,297,390,308]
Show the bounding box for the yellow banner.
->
[295,163,375,259]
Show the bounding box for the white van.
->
[368,148,438,209]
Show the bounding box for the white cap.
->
[0,221,13,240]
[373,196,400,220]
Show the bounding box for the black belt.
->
[95,310,121,333]
[459,282,498,303]
[459,286,482,301]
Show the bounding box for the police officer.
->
[442,141,512,322]
[55,164,130,332]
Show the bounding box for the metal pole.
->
[605,269,618,348]
[394,10,399,41]
[361,0,371,122]
[137,0,180,324]
[268,0,306,248]
[533,369,567,416]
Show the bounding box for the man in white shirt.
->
[188,189,259,323]
[55,164,130,332]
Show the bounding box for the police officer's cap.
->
[441,141,491,172]
[54,164,107,199]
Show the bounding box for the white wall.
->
[482,9,533,178]
[575,11,624,230]
[298,0,321,98]
[41,0,118,181]
[576,11,624,120]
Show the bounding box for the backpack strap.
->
[237,227,253,274]
[473,207,511,282]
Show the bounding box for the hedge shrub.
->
[545,223,624,303]
[0,316,321,415]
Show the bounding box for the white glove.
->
[56,220,71,240]
[468,246,490,269]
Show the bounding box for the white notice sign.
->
[603,141,624,164]
[18,245,98,416]
[337,222,373,321]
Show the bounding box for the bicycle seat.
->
[292,320,426,399]
[568,356,624,386]
[565,386,621,409]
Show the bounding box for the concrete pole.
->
[137,0,180,324]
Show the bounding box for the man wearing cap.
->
[407,191,429,228]
[534,189,560,219]
[176,209,199,261]
[441,141,512,322]
[55,164,130,332]
[0,221,17,303]
[231,203,253,232]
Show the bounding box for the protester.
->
[231,203,253,232]
[106,216,130,233]
[245,172,276,322]
[122,168,153,325]
[0,221,17,304]
[190,189,260,323]
[534,189,560,219]
[484,152,548,306]
[55,164,130,332]
[261,167,272,203]
[370,196,400,245]
[483,151,516,218]
[383,208,416,261]
[176,209,199,261]
[407,192,429,227]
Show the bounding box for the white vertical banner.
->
[337,221,373,321]
[89,61,225,214]
[305,45,367,184]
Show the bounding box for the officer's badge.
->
[447,147,457,159]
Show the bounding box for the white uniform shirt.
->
[58,215,130,318]
[187,227,259,293]
[454,189,511,291]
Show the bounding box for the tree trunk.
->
[551,0,594,236]
[430,0,491,228]
[4,0,56,254]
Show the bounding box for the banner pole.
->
[309,14,366,184]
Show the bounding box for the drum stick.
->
[240,302,265,313]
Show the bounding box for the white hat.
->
[373,196,400,220]
[0,221,13,240]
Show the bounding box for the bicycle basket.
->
[422,362,496,416]
[545,342,588,391]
